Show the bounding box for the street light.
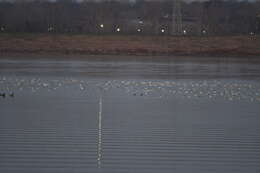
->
[116,28,120,32]
[100,24,104,28]
[183,30,187,35]
[161,29,165,33]
[137,28,141,32]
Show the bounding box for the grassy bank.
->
[0,33,259,57]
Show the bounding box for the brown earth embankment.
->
[0,34,259,57]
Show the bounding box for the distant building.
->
[161,14,201,35]
[182,17,201,35]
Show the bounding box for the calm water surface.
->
[0,56,260,173]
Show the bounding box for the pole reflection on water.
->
[98,93,103,168]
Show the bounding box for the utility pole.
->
[172,0,182,35]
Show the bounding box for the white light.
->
[139,20,143,24]
[250,32,254,35]
[1,27,4,31]
[202,30,206,34]
[100,24,104,28]
[137,28,141,32]
[161,29,165,33]
[183,30,187,35]
[116,28,120,32]
[48,27,53,32]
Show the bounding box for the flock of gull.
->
[0,76,259,102]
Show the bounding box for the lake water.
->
[0,55,260,173]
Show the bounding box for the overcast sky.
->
[1,0,259,2]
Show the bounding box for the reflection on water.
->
[0,56,260,173]
[0,56,260,79]
[98,94,102,168]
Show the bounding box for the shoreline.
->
[0,34,259,58]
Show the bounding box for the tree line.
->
[0,0,259,35]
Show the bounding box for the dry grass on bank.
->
[0,33,259,57]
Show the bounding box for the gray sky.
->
[1,0,260,2]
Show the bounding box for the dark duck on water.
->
[0,93,6,98]
[9,92,14,97]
